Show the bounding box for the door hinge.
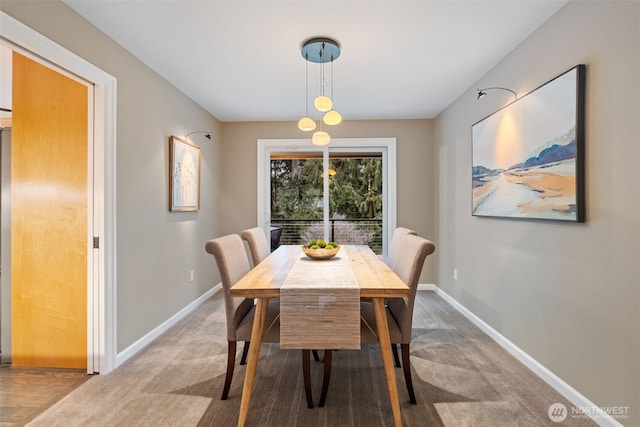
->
[93,236,99,249]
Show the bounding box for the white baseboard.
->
[418,284,622,427]
[115,284,221,368]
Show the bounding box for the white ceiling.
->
[63,0,567,122]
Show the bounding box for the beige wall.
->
[220,119,437,283]
[1,1,222,351]
[5,1,638,421]
[434,1,639,422]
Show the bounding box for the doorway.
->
[1,11,117,373]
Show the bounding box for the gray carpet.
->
[27,291,595,426]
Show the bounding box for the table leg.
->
[372,297,403,427]
[237,297,269,427]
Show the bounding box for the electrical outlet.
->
[189,270,194,282]
[453,268,458,280]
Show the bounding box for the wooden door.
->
[11,52,88,368]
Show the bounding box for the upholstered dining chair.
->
[386,226,417,269]
[210,233,316,408]
[241,227,271,267]
[241,226,324,391]
[361,227,417,308]
[318,233,435,407]
[384,227,417,366]
[205,234,281,401]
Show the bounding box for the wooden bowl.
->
[301,245,340,260]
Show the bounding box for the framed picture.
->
[169,136,201,212]
[472,65,586,222]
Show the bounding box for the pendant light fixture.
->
[312,130,331,146]
[298,37,342,145]
[323,110,342,126]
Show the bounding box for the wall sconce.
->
[298,37,342,146]
[477,87,517,100]
[185,130,212,140]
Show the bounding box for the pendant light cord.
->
[320,43,325,96]
[330,56,334,103]
[305,53,309,117]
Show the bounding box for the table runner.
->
[280,247,361,349]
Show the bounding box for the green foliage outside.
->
[270,157,383,252]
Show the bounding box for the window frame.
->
[257,138,396,258]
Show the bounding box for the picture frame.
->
[169,136,201,212]
[471,65,586,222]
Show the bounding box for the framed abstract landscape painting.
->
[472,65,586,222]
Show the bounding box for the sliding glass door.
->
[258,138,395,256]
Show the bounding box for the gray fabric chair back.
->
[387,233,435,343]
[205,234,254,341]
[241,227,271,267]
[386,227,417,269]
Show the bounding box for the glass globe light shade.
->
[314,95,333,112]
[298,117,316,132]
[312,131,331,146]
[322,110,342,126]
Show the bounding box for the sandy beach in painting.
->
[473,159,576,219]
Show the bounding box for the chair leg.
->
[221,340,236,400]
[302,350,314,409]
[401,343,416,404]
[240,341,250,365]
[312,349,321,362]
[318,349,333,407]
[391,342,401,368]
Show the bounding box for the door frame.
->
[257,138,396,258]
[0,11,117,374]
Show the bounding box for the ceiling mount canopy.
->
[298,36,343,146]
[301,37,341,63]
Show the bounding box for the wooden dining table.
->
[230,244,410,427]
